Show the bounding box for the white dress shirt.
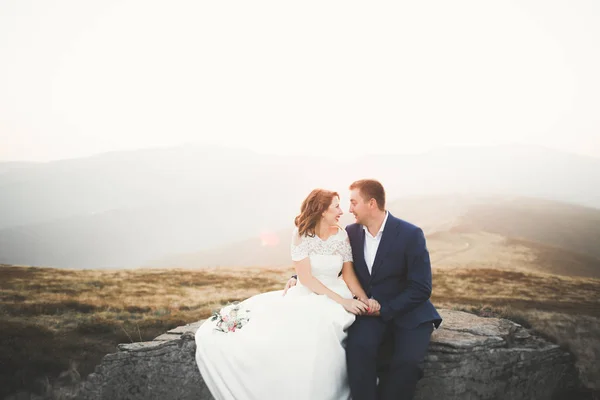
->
[363,211,389,274]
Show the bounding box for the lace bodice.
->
[289,227,352,283]
[291,227,353,262]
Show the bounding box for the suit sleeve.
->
[378,227,433,322]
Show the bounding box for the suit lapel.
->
[370,214,399,280]
[355,227,369,281]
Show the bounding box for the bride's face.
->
[321,196,343,226]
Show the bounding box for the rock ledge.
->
[75,310,578,400]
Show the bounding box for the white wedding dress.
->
[195,227,356,400]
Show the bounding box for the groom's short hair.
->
[349,179,385,211]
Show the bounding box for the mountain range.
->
[1,144,599,270]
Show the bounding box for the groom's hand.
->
[283,276,297,296]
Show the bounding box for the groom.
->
[285,179,442,400]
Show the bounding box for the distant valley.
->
[152,195,600,279]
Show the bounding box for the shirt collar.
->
[362,211,389,237]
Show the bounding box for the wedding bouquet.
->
[211,302,251,333]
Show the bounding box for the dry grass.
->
[1,264,599,397]
[0,264,291,398]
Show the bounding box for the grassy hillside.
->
[463,197,600,259]
[1,264,599,398]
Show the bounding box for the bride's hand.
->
[342,299,369,315]
[366,298,381,314]
[283,277,297,296]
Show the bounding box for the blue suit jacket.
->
[346,213,442,329]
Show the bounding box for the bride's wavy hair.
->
[294,189,339,238]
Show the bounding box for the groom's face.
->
[349,189,369,224]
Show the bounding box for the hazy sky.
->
[1,0,599,162]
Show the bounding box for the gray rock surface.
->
[73,310,579,400]
[75,322,209,400]
[416,310,578,399]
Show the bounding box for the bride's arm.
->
[341,262,369,302]
[338,229,378,309]
[294,258,368,315]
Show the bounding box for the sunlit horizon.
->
[2,141,599,164]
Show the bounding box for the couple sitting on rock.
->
[195,179,442,400]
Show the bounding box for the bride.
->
[195,189,380,400]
